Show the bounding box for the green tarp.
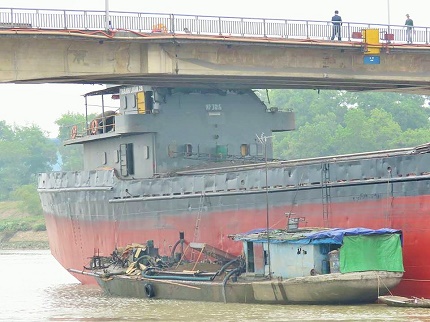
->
[340,234,404,273]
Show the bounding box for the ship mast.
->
[257,133,273,279]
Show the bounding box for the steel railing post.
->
[35,9,39,29]
[347,22,351,41]
[170,14,174,34]
[240,17,243,37]
[426,27,429,45]
[63,10,67,29]
[218,16,222,35]
[306,20,309,39]
[263,19,266,37]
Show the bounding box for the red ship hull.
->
[45,194,430,297]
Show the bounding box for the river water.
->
[1,250,430,322]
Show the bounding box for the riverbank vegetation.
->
[0,201,48,249]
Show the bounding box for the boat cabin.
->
[231,227,404,279]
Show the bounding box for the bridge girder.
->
[1,32,430,94]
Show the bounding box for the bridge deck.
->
[1,7,430,93]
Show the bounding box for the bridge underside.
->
[2,32,430,94]
[20,74,430,94]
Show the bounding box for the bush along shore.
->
[0,231,49,249]
[0,202,49,250]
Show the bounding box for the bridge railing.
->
[0,7,429,44]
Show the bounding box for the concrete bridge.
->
[1,7,430,94]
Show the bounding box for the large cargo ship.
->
[38,85,430,297]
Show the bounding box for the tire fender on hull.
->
[144,283,155,298]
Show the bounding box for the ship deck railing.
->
[175,146,419,175]
[66,115,116,140]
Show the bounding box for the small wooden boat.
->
[378,295,430,308]
[70,227,405,305]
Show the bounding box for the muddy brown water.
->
[1,250,430,322]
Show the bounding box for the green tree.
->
[0,122,56,200]
[333,108,401,154]
[10,184,43,216]
[55,112,88,171]
[270,89,430,160]
[396,127,430,147]
[274,113,340,159]
[270,89,348,127]
[342,92,429,130]
[15,125,58,175]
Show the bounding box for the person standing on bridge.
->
[405,14,414,44]
[331,10,342,41]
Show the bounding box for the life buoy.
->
[71,125,78,139]
[144,283,155,298]
[90,119,98,135]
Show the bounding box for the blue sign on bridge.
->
[363,56,380,64]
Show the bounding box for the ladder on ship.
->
[193,193,205,241]
[321,163,331,227]
[69,210,85,268]
[191,193,205,261]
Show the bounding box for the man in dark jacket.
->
[331,10,342,41]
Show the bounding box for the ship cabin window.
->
[119,143,135,176]
[184,144,193,157]
[120,95,126,109]
[102,152,107,165]
[240,144,250,156]
[114,150,119,163]
[143,146,149,159]
[125,94,136,110]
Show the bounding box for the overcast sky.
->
[1,0,428,137]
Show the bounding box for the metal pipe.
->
[101,94,106,133]
[141,273,212,281]
[213,256,241,279]
[263,135,272,279]
[387,0,391,34]
[105,0,110,30]
[68,268,100,277]
[85,95,88,134]
[221,267,241,303]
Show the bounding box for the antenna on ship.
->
[256,132,273,279]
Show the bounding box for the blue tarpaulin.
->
[233,227,402,245]
[302,228,403,245]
